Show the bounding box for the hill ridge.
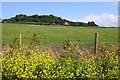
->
[2,14,99,27]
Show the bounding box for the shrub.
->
[2,46,56,79]
[2,42,119,79]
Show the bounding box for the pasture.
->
[2,23,118,45]
[2,23,119,79]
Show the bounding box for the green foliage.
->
[2,42,119,79]
[97,43,119,79]
[2,14,98,27]
[2,46,56,79]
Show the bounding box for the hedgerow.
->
[2,42,119,79]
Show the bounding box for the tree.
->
[88,21,98,27]
[3,14,99,27]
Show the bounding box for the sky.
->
[1,0,119,2]
[2,2,119,27]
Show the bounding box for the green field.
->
[2,23,118,45]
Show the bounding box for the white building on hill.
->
[64,22,69,26]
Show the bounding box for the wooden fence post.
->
[94,32,98,54]
[19,33,22,49]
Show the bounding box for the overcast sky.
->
[2,2,119,27]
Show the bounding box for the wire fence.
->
[12,33,98,54]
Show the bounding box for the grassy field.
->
[2,23,118,45]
